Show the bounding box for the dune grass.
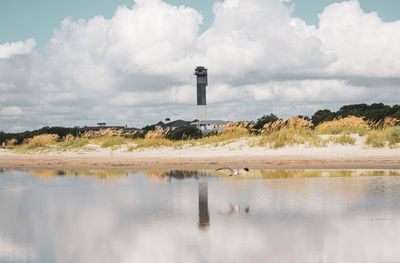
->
[252,128,324,149]
[11,134,59,152]
[365,126,400,148]
[250,117,324,148]
[7,117,400,152]
[5,138,17,149]
[128,138,185,150]
[315,116,370,135]
[57,137,90,150]
[95,136,130,148]
[128,122,254,150]
[328,134,356,145]
[199,131,252,146]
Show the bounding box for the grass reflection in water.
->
[20,169,400,183]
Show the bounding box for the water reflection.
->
[198,180,210,231]
[227,204,250,215]
[11,168,400,183]
[1,169,400,262]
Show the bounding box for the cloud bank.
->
[0,39,36,59]
[0,0,399,131]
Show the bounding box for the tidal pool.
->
[1,169,400,262]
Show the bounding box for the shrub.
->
[311,109,335,126]
[168,125,202,140]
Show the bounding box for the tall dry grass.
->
[5,138,17,149]
[145,130,168,139]
[81,128,122,138]
[328,134,356,145]
[371,117,400,129]
[91,136,131,148]
[129,122,254,150]
[198,121,254,146]
[366,126,400,148]
[9,115,400,152]
[25,134,59,148]
[57,134,89,150]
[362,117,400,148]
[81,128,139,149]
[315,116,370,135]
[129,130,181,150]
[252,117,322,148]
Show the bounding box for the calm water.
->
[1,169,400,263]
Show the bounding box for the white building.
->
[191,120,227,134]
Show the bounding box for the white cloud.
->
[318,0,400,77]
[0,106,23,116]
[0,39,36,59]
[0,83,16,92]
[1,0,400,131]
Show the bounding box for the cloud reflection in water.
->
[0,169,400,262]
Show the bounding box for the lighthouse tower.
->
[194,66,208,121]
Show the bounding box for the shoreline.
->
[1,145,400,170]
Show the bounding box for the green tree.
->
[311,109,335,126]
[142,124,155,133]
[0,131,5,144]
[254,114,279,130]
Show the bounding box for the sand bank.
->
[1,143,400,170]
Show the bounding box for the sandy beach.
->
[1,141,400,170]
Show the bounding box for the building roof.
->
[164,120,192,128]
[122,127,140,132]
[155,121,164,126]
[192,120,228,125]
[79,126,125,131]
[79,126,140,132]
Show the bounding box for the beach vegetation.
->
[252,117,324,148]
[4,103,400,152]
[315,116,369,135]
[168,125,202,140]
[328,134,356,145]
[254,113,279,130]
[25,134,59,148]
[5,138,17,149]
[198,121,254,146]
[56,134,90,150]
[365,126,400,148]
[97,136,129,148]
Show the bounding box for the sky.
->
[0,0,400,132]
